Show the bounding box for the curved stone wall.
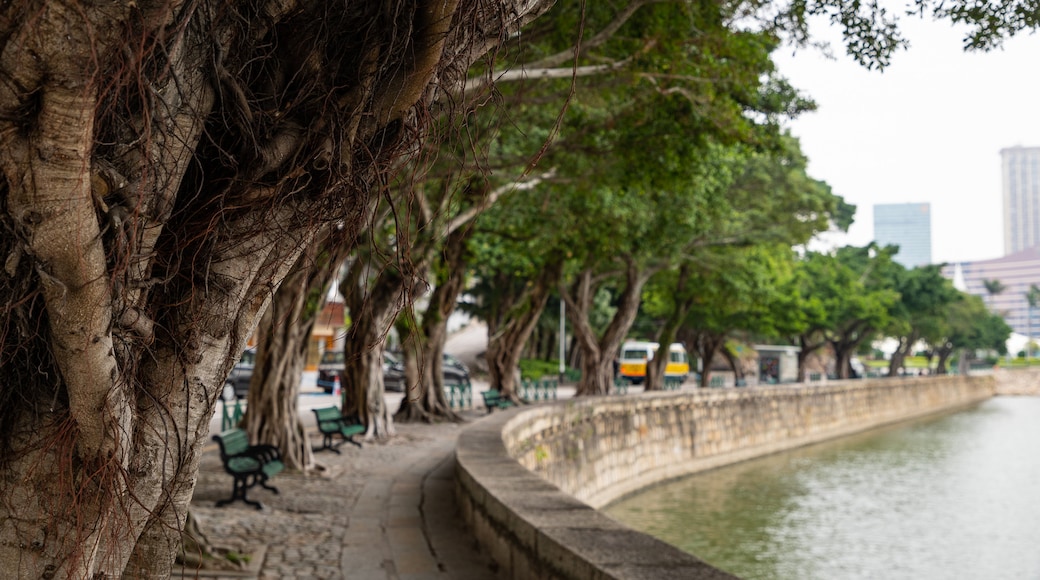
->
[455,376,995,579]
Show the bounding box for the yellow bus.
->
[618,341,690,384]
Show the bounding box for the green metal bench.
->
[663,376,684,391]
[312,406,365,453]
[481,389,514,413]
[212,428,285,510]
[613,377,629,395]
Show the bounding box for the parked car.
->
[441,353,470,386]
[383,352,471,390]
[317,350,470,393]
[317,350,347,392]
[382,352,406,392]
[223,347,256,400]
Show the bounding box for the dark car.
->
[317,350,407,393]
[441,353,470,386]
[317,350,470,393]
[380,352,470,391]
[223,348,256,400]
[316,350,346,392]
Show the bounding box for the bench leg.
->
[317,432,343,454]
[216,476,264,510]
[258,474,280,496]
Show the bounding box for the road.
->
[445,320,488,372]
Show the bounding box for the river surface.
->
[604,396,1040,580]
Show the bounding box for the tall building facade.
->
[1002,146,1040,255]
[943,247,1040,337]
[873,202,932,268]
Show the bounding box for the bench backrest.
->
[214,428,251,457]
[313,406,342,422]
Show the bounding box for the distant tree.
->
[885,265,962,377]
[1026,284,1040,358]
[801,245,901,379]
[923,293,1011,374]
[983,278,1007,309]
[668,246,795,388]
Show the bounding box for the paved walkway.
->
[184,407,506,580]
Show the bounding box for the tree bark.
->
[0,1,555,574]
[685,330,726,388]
[565,258,651,396]
[647,265,693,391]
[829,320,873,380]
[720,345,743,380]
[485,262,562,397]
[935,344,954,375]
[246,229,352,471]
[795,334,827,382]
[395,228,471,422]
[887,330,919,377]
[249,293,317,471]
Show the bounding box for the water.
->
[605,397,1040,580]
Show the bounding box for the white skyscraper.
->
[1002,145,1040,255]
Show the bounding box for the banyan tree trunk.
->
[485,262,561,397]
[246,295,316,472]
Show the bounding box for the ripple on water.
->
[605,397,1040,580]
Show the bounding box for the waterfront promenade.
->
[186,385,510,580]
[184,365,1035,579]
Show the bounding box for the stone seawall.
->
[455,376,995,580]
[993,367,1040,395]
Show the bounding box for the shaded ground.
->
[185,416,501,580]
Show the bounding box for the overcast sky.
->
[773,15,1040,265]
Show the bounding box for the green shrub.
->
[519,359,579,380]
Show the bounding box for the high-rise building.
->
[873,202,932,268]
[943,247,1040,337]
[1002,146,1040,255]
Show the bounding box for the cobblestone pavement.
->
[183,414,501,580]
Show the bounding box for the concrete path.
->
[185,392,510,580]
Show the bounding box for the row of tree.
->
[238,2,1017,475]
[1,0,1033,574]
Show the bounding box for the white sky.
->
[773,15,1040,264]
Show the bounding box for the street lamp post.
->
[559,299,566,383]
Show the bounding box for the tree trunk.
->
[247,229,352,470]
[683,329,725,388]
[720,345,742,379]
[936,345,953,375]
[647,265,692,391]
[795,334,826,383]
[339,248,418,438]
[395,230,472,422]
[565,259,651,397]
[888,336,909,377]
[830,322,872,380]
[396,319,461,422]
[249,300,316,471]
[341,322,398,440]
[485,262,562,397]
[957,348,971,375]
[0,1,555,574]
[832,340,855,379]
